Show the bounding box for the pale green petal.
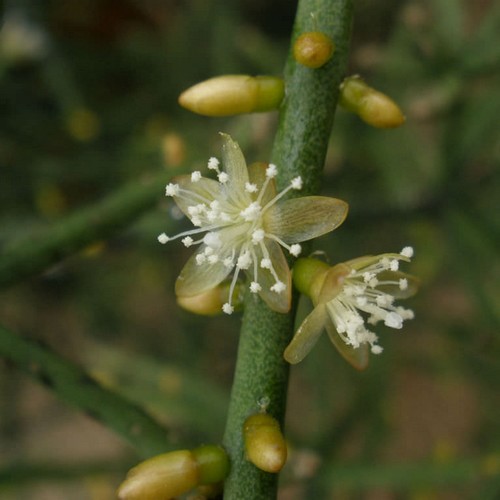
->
[345,252,411,270]
[316,263,351,304]
[324,321,370,370]
[175,245,232,297]
[173,175,221,219]
[253,240,291,313]
[264,196,348,244]
[284,304,328,364]
[220,133,249,190]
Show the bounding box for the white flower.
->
[159,133,348,314]
[284,249,417,369]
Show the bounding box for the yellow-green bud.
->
[178,75,284,116]
[117,450,198,500]
[177,282,243,316]
[243,413,288,473]
[117,446,229,500]
[191,445,230,485]
[339,75,405,128]
[293,32,335,68]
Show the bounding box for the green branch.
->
[0,324,170,458]
[0,172,171,289]
[222,0,353,498]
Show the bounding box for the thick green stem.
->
[222,0,353,498]
[0,172,171,289]
[0,324,170,458]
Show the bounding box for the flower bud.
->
[243,413,287,473]
[178,75,284,116]
[117,446,229,500]
[339,75,405,128]
[293,32,335,68]
[117,450,198,500]
[176,282,243,316]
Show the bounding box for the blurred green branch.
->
[221,0,353,498]
[0,460,130,488]
[0,171,171,289]
[0,324,170,458]
[87,345,229,442]
[318,455,500,492]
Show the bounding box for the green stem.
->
[0,172,171,289]
[222,1,353,498]
[0,324,170,458]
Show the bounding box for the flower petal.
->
[324,321,369,370]
[345,252,411,270]
[220,133,249,190]
[175,245,232,297]
[172,175,221,219]
[284,304,328,364]
[316,263,351,304]
[253,240,291,313]
[265,196,348,244]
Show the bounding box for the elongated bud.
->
[178,75,284,116]
[177,282,243,315]
[243,413,287,473]
[117,446,229,500]
[293,32,335,68]
[339,75,405,128]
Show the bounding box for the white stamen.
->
[207,157,219,170]
[260,258,272,269]
[222,303,234,314]
[191,171,202,182]
[237,251,252,270]
[203,232,222,248]
[271,281,286,293]
[240,202,261,221]
[158,233,169,244]
[291,176,303,190]
[399,278,408,290]
[290,244,302,256]
[252,229,265,244]
[250,281,262,293]
[384,312,403,329]
[245,182,258,193]
[165,183,180,197]
[182,236,194,247]
[218,172,229,183]
[401,246,414,258]
[266,164,278,178]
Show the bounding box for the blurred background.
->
[0,0,499,498]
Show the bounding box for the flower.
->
[158,133,348,314]
[284,247,417,369]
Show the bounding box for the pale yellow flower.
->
[158,134,348,314]
[285,248,417,369]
